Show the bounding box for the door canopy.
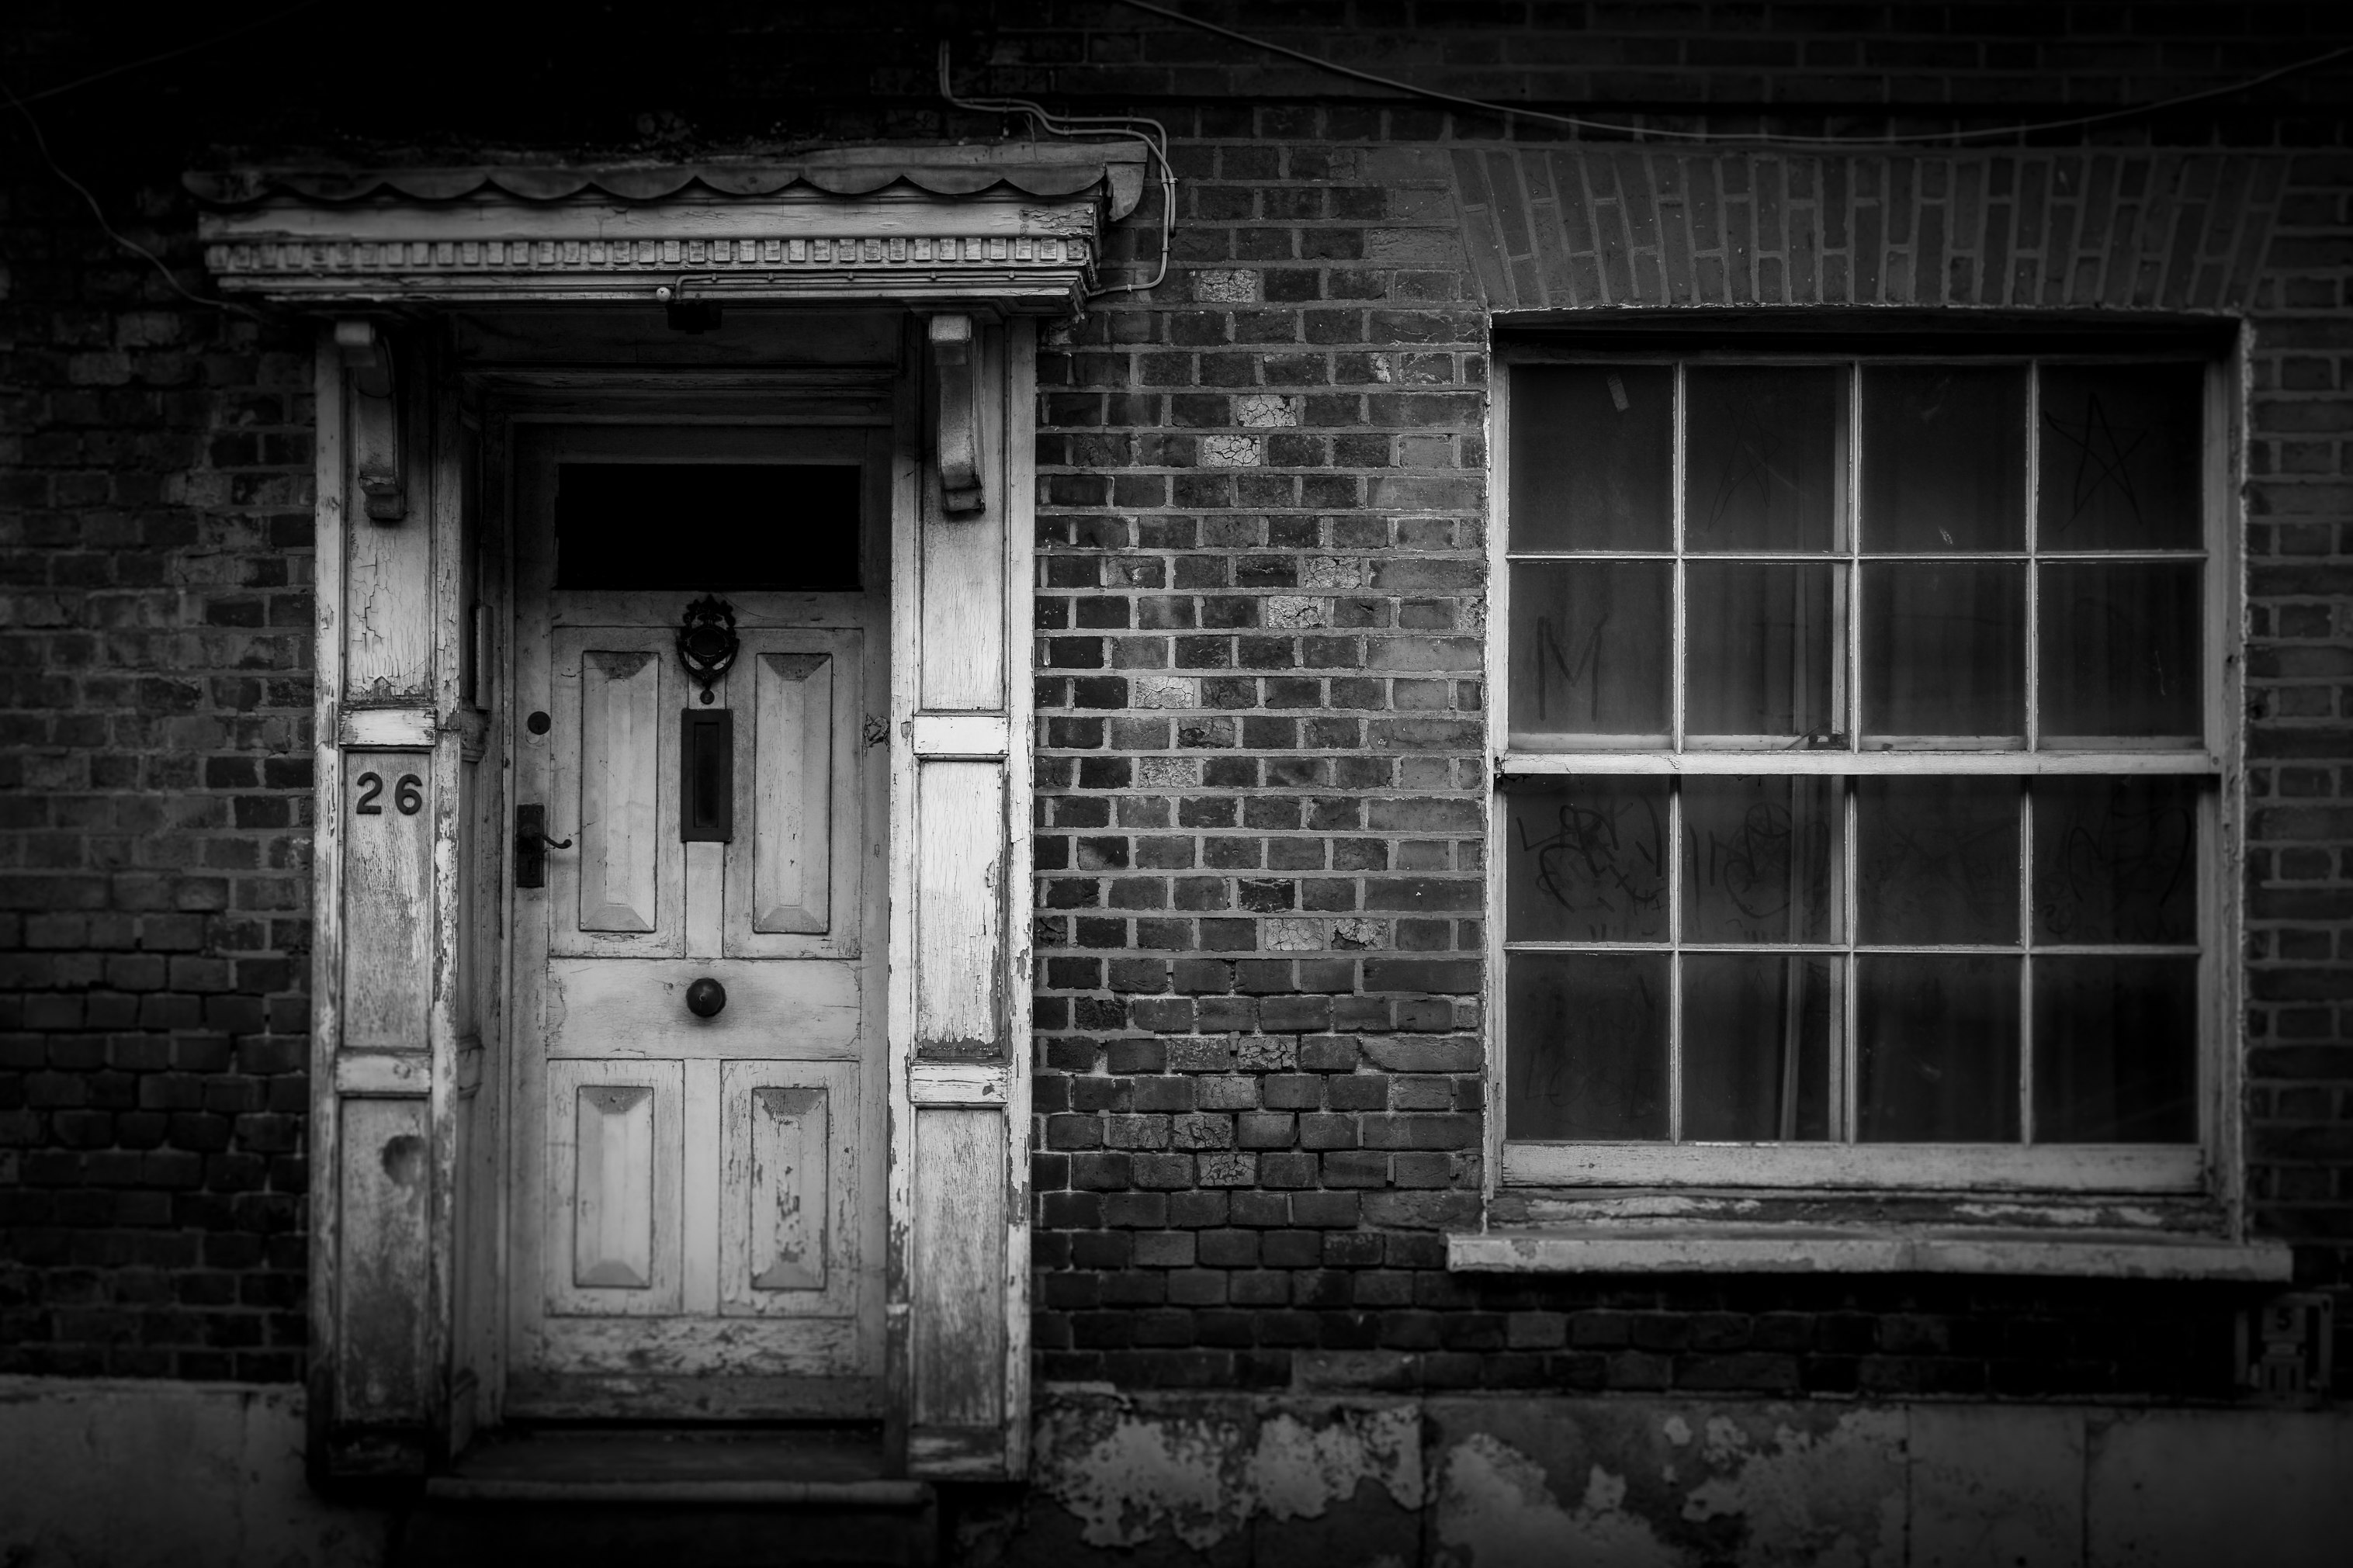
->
[188,142,1145,312]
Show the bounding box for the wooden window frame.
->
[1483,337,2243,1201]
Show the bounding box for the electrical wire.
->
[1118,0,2353,147]
[11,0,327,106]
[1,78,260,319]
[938,43,1176,299]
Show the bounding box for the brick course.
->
[2,0,2349,1398]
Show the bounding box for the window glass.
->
[1682,954,1838,1141]
[1503,778,1669,942]
[1681,775,1842,944]
[2030,777,2198,945]
[2032,956,2198,1143]
[1862,562,2026,742]
[1506,562,1669,743]
[1863,365,2027,552]
[2038,562,2202,740]
[1686,563,1841,739]
[1509,366,1672,551]
[1856,777,2021,946]
[1504,954,1669,1140]
[2037,363,2204,550]
[1686,366,1844,552]
[1856,955,2022,1141]
[555,462,861,590]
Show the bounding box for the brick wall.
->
[0,169,316,1376]
[1,0,2348,1397]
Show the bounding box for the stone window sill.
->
[1447,1224,2292,1280]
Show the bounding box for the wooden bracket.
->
[334,319,406,523]
[927,314,984,516]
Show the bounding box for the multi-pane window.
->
[1492,351,2223,1189]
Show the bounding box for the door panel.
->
[719,1058,861,1317]
[546,958,861,1058]
[552,628,684,958]
[726,630,865,958]
[545,1058,683,1316]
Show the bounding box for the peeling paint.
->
[1434,1434,1678,1568]
[1678,1410,1906,1568]
[1033,1393,1423,1550]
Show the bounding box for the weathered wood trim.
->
[2213,331,2251,1240]
[334,1051,431,1096]
[426,344,467,1461]
[908,1061,1010,1106]
[1501,1141,2206,1192]
[1000,316,1038,1480]
[307,327,347,1480]
[882,324,924,1473]
[909,713,1009,758]
[340,705,436,747]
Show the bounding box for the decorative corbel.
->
[334,319,405,524]
[927,313,984,516]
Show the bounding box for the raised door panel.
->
[724,629,865,959]
[551,630,684,957]
[913,760,1004,1056]
[719,1058,861,1318]
[546,1058,684,1317]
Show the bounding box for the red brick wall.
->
[2,0,2348,1393]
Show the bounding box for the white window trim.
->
[1468,331,2279,1276]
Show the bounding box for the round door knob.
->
[685,978,727,1018]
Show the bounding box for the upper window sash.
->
[1495,356,2223,767]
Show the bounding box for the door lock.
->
[515,803,573,889]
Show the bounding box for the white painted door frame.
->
[303,316,1036,1479]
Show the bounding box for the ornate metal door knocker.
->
[676,595,739,704]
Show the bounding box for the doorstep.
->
[423,1426,932,1507]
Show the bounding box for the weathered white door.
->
[507,423,889,1419]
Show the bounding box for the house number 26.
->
[355,772,424,816]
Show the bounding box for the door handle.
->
[515,803,572,889]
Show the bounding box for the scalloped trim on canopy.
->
[185,141,1146,221]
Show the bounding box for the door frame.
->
[305,313,1036,1480]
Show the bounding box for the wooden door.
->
[507,424,889,1419]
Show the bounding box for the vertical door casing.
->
[889,317,1035,1479]
[310,324,476,1479]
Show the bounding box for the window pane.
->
[1858,777,2021,945]
[1862,562,2026,741]
[1505,954,1669,1140]
[2038,562,2202,740]
[1686,367,1843,552]
[1508,561,1670,743]
[1682,775,1842,944]
[1857,955,2022,1141]
[1686,562,1842,739]
[2032,957,2198,1143]
[1509,365,1673,551]
[556,462,863,590]
[1682,954,1838,1141]
[1862,365,2026,552]
[2037,363,2202,550]
[2031,777,2198,945]
[1503,778,1669,942]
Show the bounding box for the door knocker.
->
[675,595,739,704]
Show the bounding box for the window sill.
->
[1447,1224,2291,1280]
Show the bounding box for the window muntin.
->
[1495,354,2220,1189]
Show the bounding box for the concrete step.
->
[392,1428,937,1567]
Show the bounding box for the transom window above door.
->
[1492,349,2227,1193]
